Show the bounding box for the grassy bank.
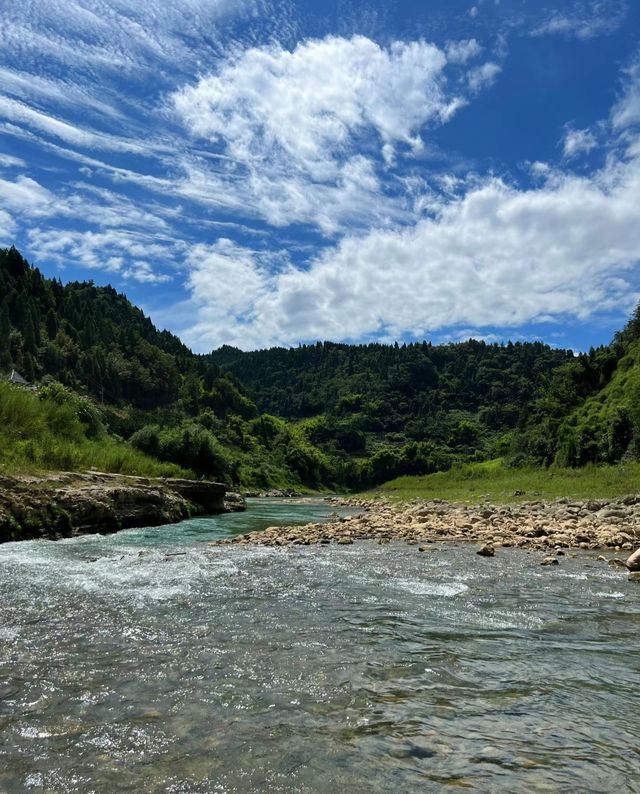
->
[0,382,190,479]
[365,458,640,503]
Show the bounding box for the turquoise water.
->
[1,499,640,792]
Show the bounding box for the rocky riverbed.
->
[0,471,245,543]
[212,494,640,567]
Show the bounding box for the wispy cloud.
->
[562,126,598,158]
[531,1,628,40]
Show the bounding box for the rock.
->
[541,557,559,566]
[626,548,640,571]
[628,572,640,583]
[0,472,231,544]
[608,558,627,568]
[223,492,247,513]
[336,537,354,545]
[476,544,495,557]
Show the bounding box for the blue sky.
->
[1,0,640,352]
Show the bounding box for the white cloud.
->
[612,55,640,130]
[531,2,628,40]
[0,209,17,243]
[171,35,473,230]
[467,62,501,93]
[562,127,598,158]
[0,153,26,168]
[0,175,56,217]
[122,261,172,284]
[182,152,640,350]
[0,0,248,76]
[173,36,455,175]
[27,227,177,284]
[0,95,160,155]
[445,39,482,65]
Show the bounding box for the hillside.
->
[209,339,575,484]
[3,244,640,491]
[0,247,327,489]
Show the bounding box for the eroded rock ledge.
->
[0,472,246,543]
[212,495,640,556]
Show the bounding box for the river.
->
[1,498,639,793]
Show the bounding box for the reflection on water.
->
[1,499,640,793]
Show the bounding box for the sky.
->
[1,0,640,353]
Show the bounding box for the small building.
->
[5,369,36,390]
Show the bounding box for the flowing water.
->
[1,498,640,793]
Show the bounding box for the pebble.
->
[210,495,640,564]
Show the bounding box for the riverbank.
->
[0,472,245,543]
[368,459,640,503]
[213,494,640,560]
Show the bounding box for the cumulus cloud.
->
[173,36,455,171]
[171,35,476,230]
[467,62,501,93]
[122,261,172,284]
[182,152,640,350]
[445,39,483,65]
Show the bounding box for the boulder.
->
[626,548,640,571]
[476,544,495,557]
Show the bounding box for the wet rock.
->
[626,548,640,571]
[476,544,495,557]
[223,492,247,513]
[541,556,559,566]
[0,472,231,543]
[608,558,627,568]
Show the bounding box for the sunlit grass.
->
[0,382,191,479]
[364,458,640,503]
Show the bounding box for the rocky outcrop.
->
[212,494,640,553]
[224,492,248,512]
[0,472,240,543]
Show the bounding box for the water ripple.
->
[1,502,640,792]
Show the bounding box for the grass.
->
[0,382,192,479]
[364,458,640,504]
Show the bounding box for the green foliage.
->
[210,338,573,485]
[5,244,640,492]
[0,381,188,477]
[131,421,230,480]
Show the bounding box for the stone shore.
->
[0,471,245,543]
[212,495,640,565]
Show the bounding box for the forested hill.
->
[0,246,318,488]
[211,340,574,424]
[3,244,640,489]
[0,246,252,417]
[209,340,574,472]
[211,311,640,479]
